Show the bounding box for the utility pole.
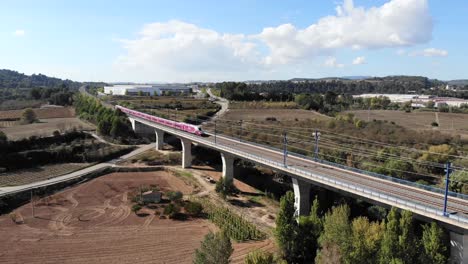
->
[239,120,243,142]
[283,132,288,167]
[214,120,217,144]
[313,130,321,161]
[443,162,452,217]
[367,105,371,122]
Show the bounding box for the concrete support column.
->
[180,138,192,169]
[155,129,164,150]
[450,231,468,264]
[292,178,311,217]
[221,153,235,183]
[129,118,136,131]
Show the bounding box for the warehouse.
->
[104,85,192,96]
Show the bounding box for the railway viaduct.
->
[127,111,468,264]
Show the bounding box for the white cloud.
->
[410,48,448,57]
[258,0,432,65]
[324,57,344,68]
[114,20,260,81]
[114,0,433,81]
[352,56,366,65]
[13,29,25,37]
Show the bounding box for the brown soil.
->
[0,117,94,140]
[0,107,75,120]
[224,108,330,122]
[0,171,275,263]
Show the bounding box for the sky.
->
[0,0,467,83]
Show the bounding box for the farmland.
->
[0,107,75,120]
[0,163,90,187]
[0,117,94,140]
[347,110,468,139]
[0,171,274,264]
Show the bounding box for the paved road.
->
[0,143,155,196]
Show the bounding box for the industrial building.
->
[103,85,192,96]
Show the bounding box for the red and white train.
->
[115,105,206,136]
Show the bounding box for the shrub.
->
[185,201,203,216]
[163,203,180,217]
[131,204,142,214]
[245,250,275,264]
[21,108,37,124]
[167,191,183,202]
[431,121,439,127]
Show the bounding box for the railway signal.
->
[443,162,452,217]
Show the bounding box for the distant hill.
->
[448,80,468,86]
[0,69,81,90]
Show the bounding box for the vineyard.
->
[197,198,266,242]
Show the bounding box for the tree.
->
[21,108,37,124]
[163,203,180,218]
[379,208,402,264]
[420,222,448,264]
[275,191,297,262]
[317,204,352,264]
[398,210,417,262]
[244,250,274,264]
[348,217,384,264]
[193,231,233,264]
[297,196,323,262]
[384,159,414,180]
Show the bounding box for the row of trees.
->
[74,94,134,140]
[0,69,81,90]
[275,191,449,264]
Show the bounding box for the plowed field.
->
[0,171,273,263]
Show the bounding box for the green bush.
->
[167,191,183,202]
[131,204,141,214]
[164,203,180,217]
[185,201,203,216]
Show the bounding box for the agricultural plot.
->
[0,171,273,264]
[348,110,468,138]
[0,107,75,120]
[224,108,330,122]
[0,118,94,140]
[0,163,90,187]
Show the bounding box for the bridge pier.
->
[450,231,468,264]
[155,129,164,150]
[292,178,311,217]
[180,138,192,169]
[221,153,235,183]
[129,117,136,131]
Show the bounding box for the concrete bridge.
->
[127,111,468,263]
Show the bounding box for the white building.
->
[104,85,192,96]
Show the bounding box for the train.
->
[115,105,206,136]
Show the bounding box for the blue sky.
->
[1,0,467,82]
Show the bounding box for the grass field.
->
[348,110,468,138]
[0,171,274,263]
[0,163,91,187]
[0,117,94,140]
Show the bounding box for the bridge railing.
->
[132,116,468,226]
[205,132,468,201]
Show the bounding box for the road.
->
[207,88,229,119]
[0,143,155,197]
